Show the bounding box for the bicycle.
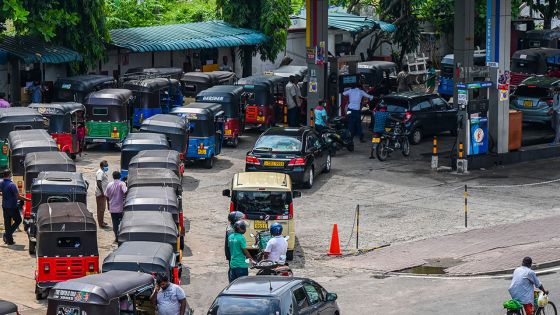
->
[504,291,557,315]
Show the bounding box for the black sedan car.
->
[207,276,340,315]
[245,127,331,188]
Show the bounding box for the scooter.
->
[321,116,354,156]
[249,230,293,276]
[373,120,410,161]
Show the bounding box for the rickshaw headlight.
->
[44,263,50,273]
[1,145,7,154]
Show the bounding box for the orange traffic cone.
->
[327,224,342,256]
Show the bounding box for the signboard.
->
[486,62,499,68]
[306,48,315,60]
[469,117,488,155]
[499,89,509,101]
[456,82,493,89]
[315,41,325,65]
[458,89,468,105]
[309,79,318,93]
[52,289,90,302]
[202,96,224,102]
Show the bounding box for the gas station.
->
[304,0,560,172]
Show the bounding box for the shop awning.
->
[109,21,267,53]
[0,37,82,64]
[292,10,396,34]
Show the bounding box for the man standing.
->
[28,80,42,103]
[551,87,560,145]
[397,67,413,92]
[228,221,254,283]
[509,257,548,315]
[343,83,373,142]
[95,160,109,228]
[285,76,299,127]
[0,169,30,245]
[150,273,189,315]
[425,61,437,93]
[105,171,127,241]
[219,56,232,72]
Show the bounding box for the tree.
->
[528,0,560,30]
[217,0,291,77]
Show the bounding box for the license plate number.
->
[385,128,392,132]
[524,100,533,108]
[372,137,380,143]
[86,272,97,275]
[224,129,232,135]
[197,149,207,155]
[263,160,284,167]
[92,139,106,143]
[254,220,268,230]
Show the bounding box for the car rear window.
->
[380,99,408,113]
[233,191,291,216]
[209,296,280,315]
[254,135,302,152]
[515,86,550,98]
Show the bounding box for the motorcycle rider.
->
[370,103,399,158]
[263,223,288,264]
[228,220,255,283]
[225,211,245,261]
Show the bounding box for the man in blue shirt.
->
[343,83,373,142]
[509,257,548,315]
[1,169,30,245]
[314,101,328,133]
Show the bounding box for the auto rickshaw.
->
[123,77,184,127]
[22,151,76,231]
[511,48,560,87]
[83,88,133,145]
[438,53,487,99]
[53,75,116,103]
[0,107,45,169]
[117,211,180,261]
[102,241,180,284]
[181,71,236,99]
[170,102,224,169]
[0,300,18,315]
[29,171,88,254]
[35,202,98,300]
[196,85,244,147]
[28,102,86,158]
[357,61,397,91]
[139,114,189,158]
[237,75,288,128]
[128,149,184,179]
[120,132,170,179]
[46,270,156,315]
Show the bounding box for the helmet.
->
[270,223,283,236]
[228,211,245,224]
[233,220,247,234]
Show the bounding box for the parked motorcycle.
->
[373,120,410,161]
[249,230,293,276]
[320,116,354,156]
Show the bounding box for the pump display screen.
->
[342,75,358,85]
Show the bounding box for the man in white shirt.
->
[343,83,373,142]
[95,160,109,228]
[285,76,299,127]
[264,223,288,264]
[219,56,232,72]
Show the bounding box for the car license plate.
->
[372,137,381,143]
[224,129,232,135]
[86,272,97,275]
[524,100,533,108]
[92,139,106,143]
[254,220,268,230]
[197,149,207,155]
[385,128,392,132]
[263,160,284,167]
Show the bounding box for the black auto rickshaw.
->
[0,107,45,170]
[28,102,86,158]
[120,132,170,179]
[35,202,98,300]
[28,171,88,254]
[83,89,133,145]
[519,29,560,50]
[127,149,184,179]
[181,71,236,99]
[236,75,288,128]
[196,85,244,147]
[0,300,18,315]
[124,186,179,219]
[22,151,76,231]
[117,211,180,262]
[358,61,398,91]
[53,75,116,103]
[510,48,560,87]
[103,241,180,284]
[139,114,189,158]
[124,67,183,81]
[46,270,155,315]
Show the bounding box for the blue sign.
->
[456,82,493,89]
[469,117,488,155]
[486,0,493,63]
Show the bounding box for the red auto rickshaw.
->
[196,85,244,146]
[35,202,98,300]
[237,75,288,129]
[28,102,86,159]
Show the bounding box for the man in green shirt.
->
[228,220,254,283]
[425,61,437,93]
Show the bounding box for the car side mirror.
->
[326,293,338,302]
[293,191,302,198]
[222,189,231,197]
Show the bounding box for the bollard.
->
[431,136,438,170]
[458,142,463,159]
[457,142,468,174]
[464,185,468,228]
[310,109,315,127]
[356,205,360,250]
[283,106,288,126]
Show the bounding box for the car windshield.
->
[515,86,550,98]
[381,99,408,113]
[254,135,301,152]
[210,296,279,315]
[233,191,291,216]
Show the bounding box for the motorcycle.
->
[320,116,354,156]
[249,230,293,276]
[373,120,410,161]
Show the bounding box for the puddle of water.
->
[400,265,447,275]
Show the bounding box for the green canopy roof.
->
[109,21,267,53]
[0,37,82,64]
[294,10,396,33]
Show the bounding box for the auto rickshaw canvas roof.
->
[83,88,133,106]
[0,107,43,120]
[54,75,116,92]
[523,29,560,40]
[512,47,560,60]
[24,151,75,171]
[8,130,57,151]
[102,241,175,273]
[139,114,188,135]
[128,149,181,171]
[37,202,96,232]
[272,65,308,79]
[49,270,154,305]
[232,172,292,192]
[237,74,284,87]
[28,102,85,115]
[174,102,224,120]
[118,211,178,241]
[125,186,179,208]
[126,67,183,77]
[122,77,180,92]
[127,168,181,188]
[181,71,236,84]
[357,61,397,71]
[519,76,560,88]
[197,84,243,100]
[33,171,87,190]
[122,132,169,147]
[0,300,18,313]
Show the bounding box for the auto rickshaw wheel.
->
[35,286,46,300]
[203,156,214,169]
[69,153,76,160]
[287,250,294,261]
[28,240,36,255]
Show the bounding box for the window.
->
[431,97,448,111]
[13,125,32,131]
[254,135,302,152]
[57,237,81,248]
[233,191,291,216]
[381,99,408,113]
[303,284,321,305]
[292,287,309,310]
[93,107,108,116]
[411,100,432,112]
[306,134,321,151]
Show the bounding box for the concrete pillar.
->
[306,0,328,126]
[487,0,511,154]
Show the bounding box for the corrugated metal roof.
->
[110,21,267,53]
[293,10,395,33]
[0,37,82,64]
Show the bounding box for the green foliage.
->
[291,0,305,15]
[379,0,420,67]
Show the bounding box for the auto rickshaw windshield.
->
[42,114,69,133]
[189,119,214,137]
[233,190,292,216]
[88,105,128,122]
